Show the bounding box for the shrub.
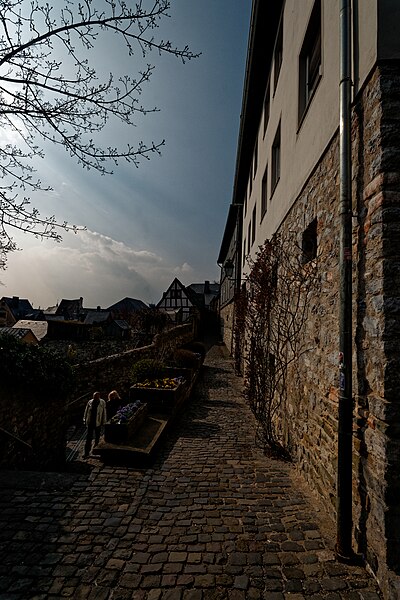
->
[173,348,201,369]
[130,358,165,384]
[0,334,75,397]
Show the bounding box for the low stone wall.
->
[0,388,67,471]
[68,322,195,422]
[0,323,194,471]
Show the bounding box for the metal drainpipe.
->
[336,0,354,562]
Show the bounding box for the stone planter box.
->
[130,380,185,414]
[104,402,147,445]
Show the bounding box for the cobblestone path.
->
[0,344,382,599]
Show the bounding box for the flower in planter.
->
[135,376,184,390]
[111,401,143,424]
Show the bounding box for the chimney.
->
[204,280,210,294]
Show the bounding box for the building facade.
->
[219,1,400,597]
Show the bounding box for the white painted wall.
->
[242,0,378,276]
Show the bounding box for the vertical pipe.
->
[336,0,354,562]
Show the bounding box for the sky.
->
[0,1,251,310]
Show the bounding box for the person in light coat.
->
[83,391,107,458]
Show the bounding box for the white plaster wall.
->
[242,0,377,277]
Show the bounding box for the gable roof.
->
[84,311,111,325]
[56,298,83,319]
[107,297,148,313]
[157,278,203,310]
[13,320,48,341]
[0,326,39,344]
[188,282,220,308]
[1,296,34,319]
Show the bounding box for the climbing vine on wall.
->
[239,233,319,458]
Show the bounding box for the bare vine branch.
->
[238,233,320,458]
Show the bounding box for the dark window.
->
[302,218,318,263]
[261,164,268,219]
[263,81,270,136]
[271,123,281,194]
[253,138,258,179]
[251,206,256,246]
[243,239,246,265]
[249,171,252,197]
[171,288,182,299]
[247,223,251,255]
[274,18,283,90]
[299,0,322,123]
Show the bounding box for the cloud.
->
[0,229,195,309]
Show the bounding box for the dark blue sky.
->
[1,0,251,308]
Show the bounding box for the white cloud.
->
[0,229,193,309]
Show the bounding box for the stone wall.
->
[273,62,400,598]
[0,387,67,471]
[220,302,235,352]
[0,323,194,471]
[68,322,195,422]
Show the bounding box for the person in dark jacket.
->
[106,389,122,420]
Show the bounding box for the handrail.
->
[0,427,32,450]
[65,391,91,409]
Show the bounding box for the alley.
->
[0,343,381,599]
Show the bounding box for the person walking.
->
[83,391,107,458]
[106,389,122,420]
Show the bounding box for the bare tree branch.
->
[0,0,199,268]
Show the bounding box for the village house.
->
[157,278,219,327]
[218,1,400,597]
[0,296,35,327]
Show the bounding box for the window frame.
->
[253,137,258,179]
[302,217,318,264]
[251,205,256,246]
[273,17,283,92]
[261,163,268,220]
[271,122,281,196]
[263,80,271,137]
[298,0,322,126]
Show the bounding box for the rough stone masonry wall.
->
[220,301,235,353]
[0,388,67,471]
[276,62,400,598]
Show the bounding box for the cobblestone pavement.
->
[0,344,382,599]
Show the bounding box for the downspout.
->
[233,203,243,375]
[336,0,354,562]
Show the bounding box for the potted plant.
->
[130,376,186,414]
[104,400,147,444]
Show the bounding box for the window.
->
[253,138,258,179]
[249,171,252,198]
[251,206,256,246]
[243,239,246,266]
[274,17,283,90]
[263,81,270,136]
[271,122,281,194]
[247,223,251,255]
[302,218,318,263]
[244,189,247,216]
[261,164,268,219]
[171,288,182,299]
[299,0,322,123]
